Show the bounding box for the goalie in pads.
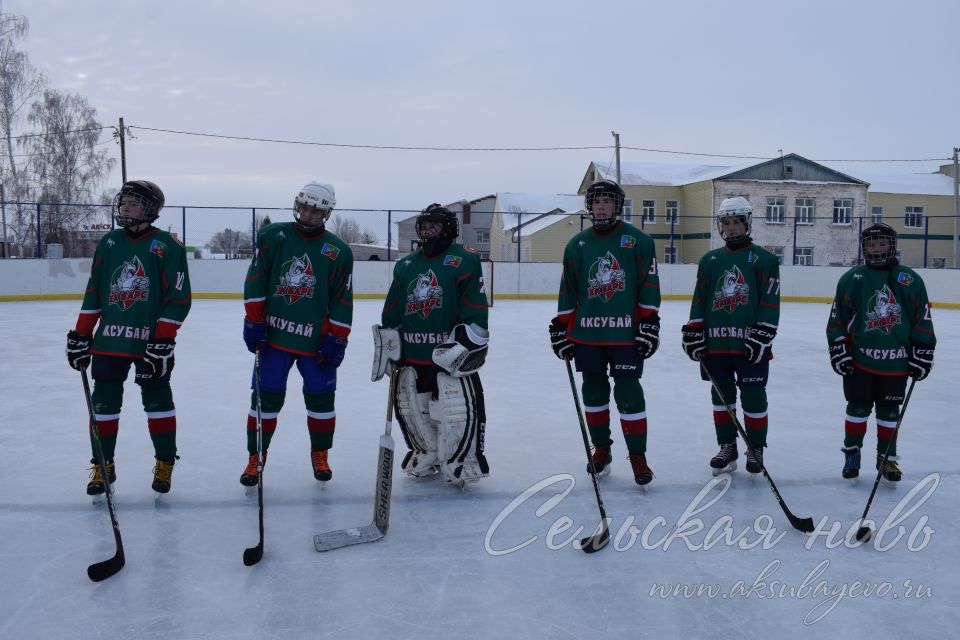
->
[374,203,490,486]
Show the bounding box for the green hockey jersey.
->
[826,264,936,375]
[244,223,354,356]
[381,244,488,366]
[688,244,781,356]
[78,227,191,358]
[557,222,660,345]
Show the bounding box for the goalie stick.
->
[701,363,815,533]
[564,357,611,554]
[81,369,126,582]
[314,372,398,551]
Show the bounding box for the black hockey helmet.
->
[860,222,898,268]
[416,203,459,255]
[114,180,165,227]
[584,179,625,231]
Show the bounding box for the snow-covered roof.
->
[514,209,585,238]
[495,192,584,231]
[820,164,956,196]
[591,160,736,186]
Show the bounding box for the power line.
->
[127,123,950,163]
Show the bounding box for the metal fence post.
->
[36,203,42,258]
[387,210,392,261]
[792,214,798,265]
[182,206,187,248]
[923,216,929,268]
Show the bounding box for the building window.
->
[765,197,785,224]
[871,206,883,223]
[932,257,946,268]
[794,246,813,266]
[905,205,924,228]
[665,201,679,224]
[475,229,489,245]
[833,198,852,225]
[663,246,677,264]
[622,198,633,221]
[764,245,785,265]
[795,198,815,225]
[642,200,656,224]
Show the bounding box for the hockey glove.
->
[908,344,935,381]
[828,337,853,376]
[549,316,573,360]
[144,339,176,379]
[681,323,706,361]
[744,325,776,365]
[243,318,267,353]
[66,330,92,371]
[635,317,660,359]
[372,324,401,382]
[317,334,348,368]
[433,323,489,377]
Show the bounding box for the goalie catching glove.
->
[681,323,706,361]
[431,323,489,377]
[635,316,660,359]
[371,324,401,382]
[908,344,934,381]
[744,325,776,365]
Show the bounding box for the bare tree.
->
[20,88,115,256]
[329,214,378,244]
[207,228,253,259]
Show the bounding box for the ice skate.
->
[841,446,861,482]
[87,459,116,504]
[587,445,612,479]
[710,442,738,476]
[744,445,764,474]
[311,449,332,483]
[401,450,440,479]
[240,452,265,489]
[877,453,901,487]
[152,457,177,496]
[629,453,653,488]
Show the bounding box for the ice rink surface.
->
[0,298,957,639]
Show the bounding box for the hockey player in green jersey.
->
[65,180,192,496]
[549,180,661,486]
[680,197,780,476]
[240,182,353,486]
[373,203,490,487]
[826,222,936,483]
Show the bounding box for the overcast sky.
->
[6,0,959,222]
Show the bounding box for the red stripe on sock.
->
[845,420,868,437]
[93,418,119,437]
[585,409,610,428]
[743,414,767,432]
[147,416,177,434]
[247,415,277,433]
[620,417,647,436]
[713,410,732,426]
[877,425,895,441]
[308,416,335,434]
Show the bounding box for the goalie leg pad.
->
[432,372,488,484]
[395,367,439,476]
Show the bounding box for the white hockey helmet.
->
[716,196,752,242]
[294,182,336,232]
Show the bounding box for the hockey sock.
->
[581,372,613,447]
[740,386,768,448]
[613,377,647,454]
[90,380,123,461]
[305,391,336,451]
[844,402,871,449]
[876,403,899,456]
[142,383,177,459]
[247,390,283,453]
[710,380,737,444]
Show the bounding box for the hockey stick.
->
[854,377,917,543]
[80,368,126,582]
[701,362,815,533]
[243,350,265,566]
[314,370,398,551]
[564,357,610,554]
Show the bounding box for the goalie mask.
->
[294,182,336,233]
[860,222,898,268]
[416,203,459,256]
[584,179,625,232]
[716,196,752,243]
[114,180,165,228]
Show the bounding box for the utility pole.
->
[118,117,127,183]
[611,131,621,185]
[953,146,958,269]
